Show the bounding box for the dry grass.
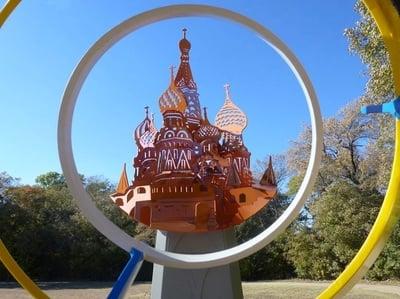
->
[0,280,399,298]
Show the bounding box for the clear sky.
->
[0,1,366,185]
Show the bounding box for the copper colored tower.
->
[111,30,277,233]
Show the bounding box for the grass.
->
[0,280,399,298]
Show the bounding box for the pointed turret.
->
[175,28,196,89]
[116,163,129,194]
[260,156,276,186]
[174,29,202,129]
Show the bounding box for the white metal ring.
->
[58,4,323,269]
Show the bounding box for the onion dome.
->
[215,84,248,135]
[139,113,157,148]
[179,28,191,53]
[195,107,221,142]
[134,107,158,149]
[159,66,187,114]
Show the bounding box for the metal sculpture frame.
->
[0,1,399,298]
[57,4,323,268]
[319,1,400,297]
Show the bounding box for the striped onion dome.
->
[134,108,157,149]
[159,66,187,114]
[139,113,157,148]
[195,107,221,142]
[215,84,247,135]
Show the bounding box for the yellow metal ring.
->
[1,2,49,298]
[0,240,48,299]
[1,0,400,298]
[319,0,400,297]
[0,0,21,27]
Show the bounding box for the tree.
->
[236,193,295,280]
[344,1,400,280]
[284,1,400,280]
[287,180,382,279]
[35,171,66,189]
[0,172,18,204]
[236,155,296,280]
[0,171,154,281]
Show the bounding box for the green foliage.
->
[283,1,400,281]
[0,171,153,281]
[287,181,382,279]
[345,1,394,100]
[236,194,295,280]
[35,171,67,189]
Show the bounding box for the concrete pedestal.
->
[151,229,243,299]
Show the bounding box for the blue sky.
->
[0,1,366,184]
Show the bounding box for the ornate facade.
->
[111,30,277,232]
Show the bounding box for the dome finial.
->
[224,83,232,103]
[169,65,175,84]
[182,28,187,39]
[144,106,149,117]
[203,107,210,125]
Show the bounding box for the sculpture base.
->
[151,229,243,299]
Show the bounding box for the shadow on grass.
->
[0,281,150,290]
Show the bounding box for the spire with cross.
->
[224,83,232,103]
[169,65,176,84]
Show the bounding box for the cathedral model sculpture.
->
[111,29,277,232]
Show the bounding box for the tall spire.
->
[174,28,202,129]
[116,163,129,194]
[175,28,196,89]
[169,65,175,85]
[260,156,277,186]
[203,107,210,125]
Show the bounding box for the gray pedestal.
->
[151,229,243,299]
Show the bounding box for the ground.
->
[0,280,399,298]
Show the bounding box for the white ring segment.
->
[58,4,323,269]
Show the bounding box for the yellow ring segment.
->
[319,0,400,298]
[1,1,49,298]
[0,240,49,299]
[0,0,21,27]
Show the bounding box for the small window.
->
[239,193,246,203]
[126,190,134,202]
[137,187,146,194]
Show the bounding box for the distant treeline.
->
[0,172,154,281]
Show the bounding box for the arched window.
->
[239,193,246,203]
[177,130,189,138]
[137,187,146,194]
